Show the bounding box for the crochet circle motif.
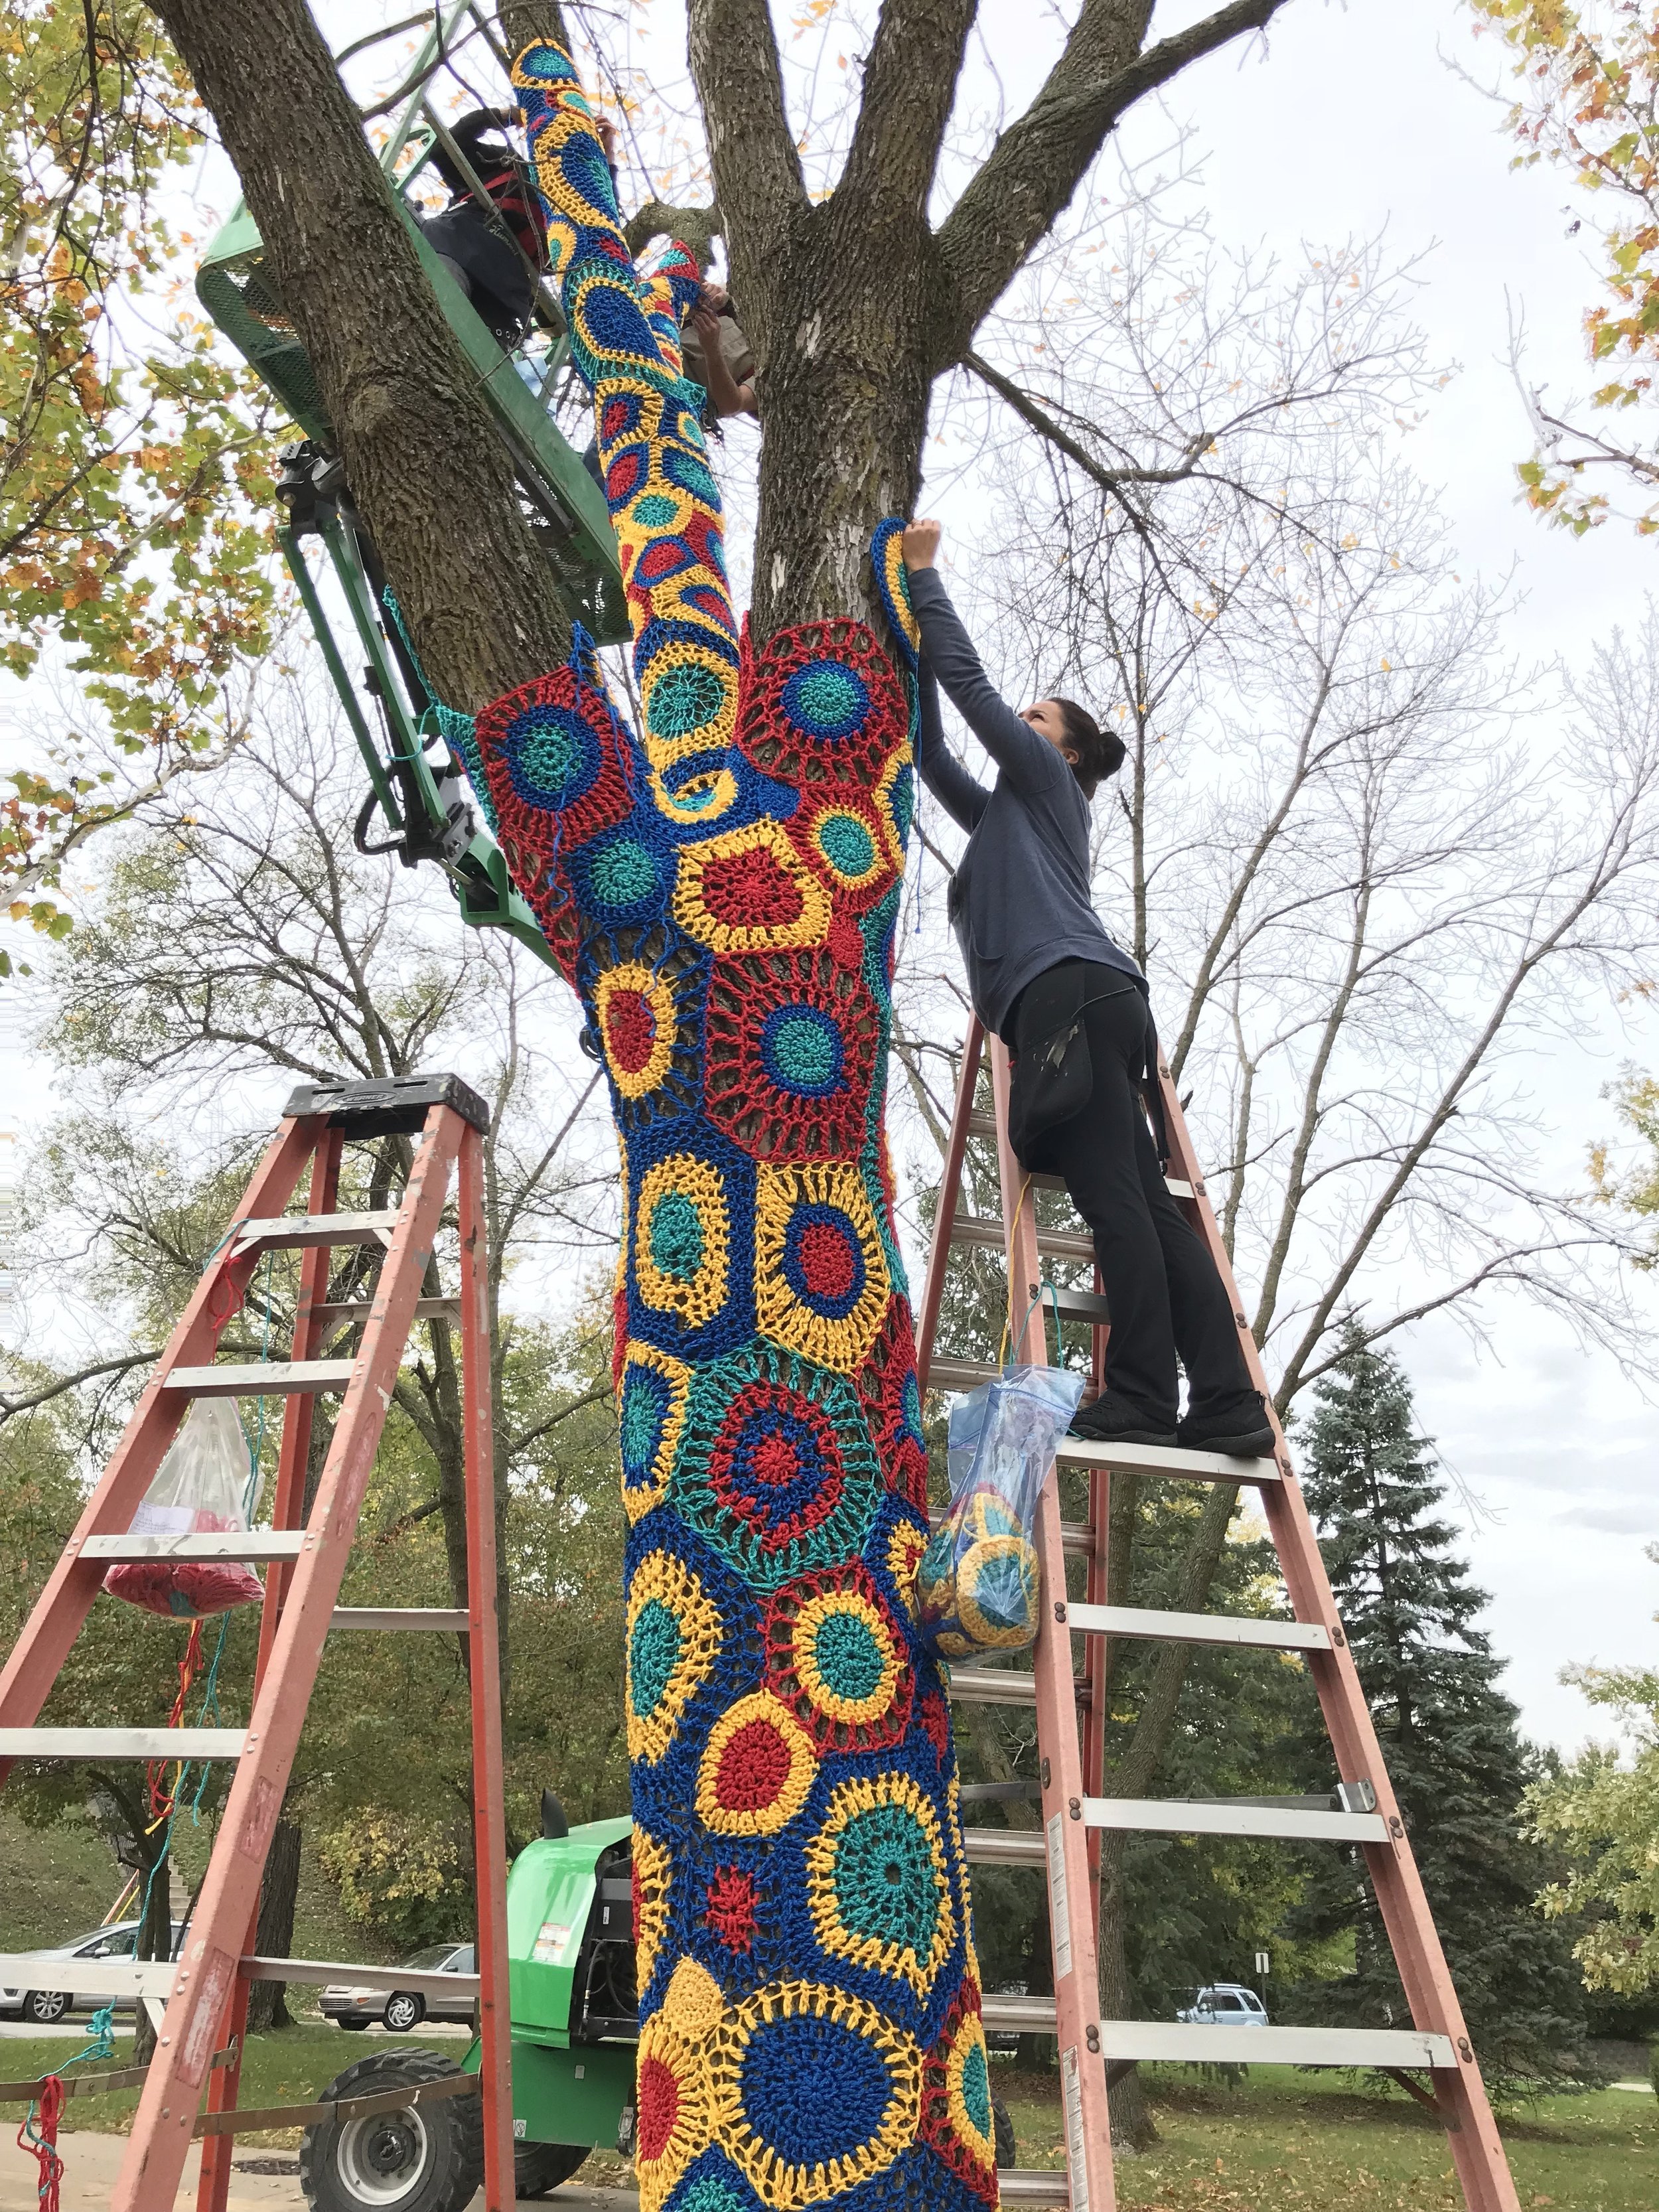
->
[476,40,987,2212]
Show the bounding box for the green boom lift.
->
[195,0,628,978]
[298,1803,642,2209]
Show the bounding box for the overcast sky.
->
[1049,0,1659,1751]
[4,0,1655,1753]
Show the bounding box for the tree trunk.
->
[244,1817,302,2033]
[744,207,935,638]
[1096,1830,1157,2148]
[147,0,569,712]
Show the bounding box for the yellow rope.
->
[996,1172,1034,1369]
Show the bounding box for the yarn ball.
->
[915,1487,1041,1660]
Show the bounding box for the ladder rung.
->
[1084,1796,1388,1843]
[1066,1602,1331,1653]
[996,2174,1070,2207]
[330,1607,470,1631]
[165,1361,358,1396]
[961,1114,1198,1200]
[1050,1286,1110,1325]
[923,1357,999,1392]
[983,1994,1062,2031]
[948,1667,1037,1706]
[82,1530,307,1563]
[0,1727,248,1760]
[311,1296,461,1324]
[932,1514,1096,1556]
[1056,1438,1279,1483]
[1100,2020,1457,2069]
[0,1954,177,2001]
[952,1215,1095,1264]
[962,1828,1046,1866]
[234,1211,400,1252]
[240,1956,479,1998]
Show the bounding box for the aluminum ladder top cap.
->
[283,1071,490,1138]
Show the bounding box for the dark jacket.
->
[909,566,1143,1039]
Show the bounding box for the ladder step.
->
[330,1607,470,1631]
[165,1360,358,1396]
[962,1828,1046,1866]
[1084,1795,1388,1843]
[234,1211,400,1252]
[962,1114,1198,1201]
[1050,1285,1110,1325]
[924,1357,999,1392]
[82,1530,307,1563]
[0,1727,247,1760]
[983,1994,1062,2031]
[1099,2020,1457,2069]
[0,1954,177,2002]
[932,1513,1096,1557]
[996,2174,1070,2207]
[311,1296,461,1324]
[240,1956,480,1998]
[952,1215,1095,1264]
[948,1667,1037,1706]
[1056,1437,1280,1483]
[1066,1602,1331,1653]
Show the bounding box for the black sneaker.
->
[1068,1390,1178,1448]
[1176,1396,1275,1458]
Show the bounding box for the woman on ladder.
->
[900,518,1273,1458]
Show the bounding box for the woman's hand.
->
[902,518,942,571]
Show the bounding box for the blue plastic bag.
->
[917,1363,1084,1660]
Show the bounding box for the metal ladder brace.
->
[914,1017,1520,2212]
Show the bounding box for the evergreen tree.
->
[1286,1321,1588,2084]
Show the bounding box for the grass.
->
[997,2063,1656,2210]
[0,1810,131,1951]
[3,2029,1648,2202]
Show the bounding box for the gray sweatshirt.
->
[908,566,1143,1039]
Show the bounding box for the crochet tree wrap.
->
[465,41,995,2212]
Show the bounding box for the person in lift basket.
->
[901,518,1274,1458]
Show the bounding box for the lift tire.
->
[299,2049,482,2212]
[514,2142,588,2197]
[991,2096,1017,2170]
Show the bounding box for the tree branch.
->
[934,0,1291,358]
[840,0,977,224]
[686,0,806,271]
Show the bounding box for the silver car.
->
[321,1943,476,2033]
[1177,1982,1269,2026]
[0,1920,186,2024]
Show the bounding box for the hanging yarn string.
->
[15,2005,116,2212]
[17,2072,64,2212]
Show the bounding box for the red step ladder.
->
[0,1074,514,2212]
[914,1019,1520,2212]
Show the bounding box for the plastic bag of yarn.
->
[103,1398,265,1620]
[916,1362,1084,1660]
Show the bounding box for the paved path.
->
[0,2129,642,2209]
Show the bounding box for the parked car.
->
[0,1919,188,2024]
[321,1943,476,2033]
[1177,1982,1269,2026]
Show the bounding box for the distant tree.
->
[1525,1546,1659,1998]
[1287,1321,1589,2083]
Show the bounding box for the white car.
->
[321,1943,476,2033]
[0,1920,186,2024]
[1177,1982,1269,2026]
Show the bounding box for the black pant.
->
[1013,967,1256,1428]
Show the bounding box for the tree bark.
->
[244,1817,301,2032]
[147,0,569,712]
[1096,1831,1157,2148]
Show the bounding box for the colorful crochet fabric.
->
[463,40,995,2212]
